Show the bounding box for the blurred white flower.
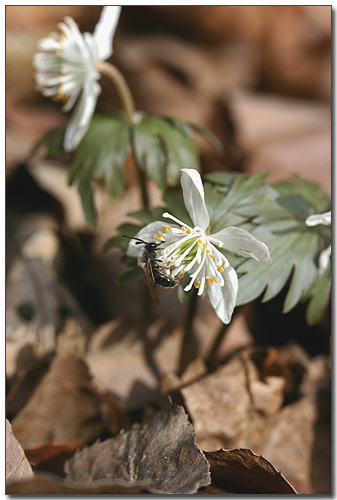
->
[33,6,121,151]
[306,210,331,275]
[127,169,271,324]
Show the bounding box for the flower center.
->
[152,212,230,296]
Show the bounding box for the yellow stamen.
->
[209,255,214,259]
[155,235,161,240]
[213,277,217,282]
[181,227,185,232]
[221,262,225,267]
[194,281,199,288]
[208,278,213,285]
[166,226,171,230]
[217,267,223,272]
[56,87,69,103]
[178,273,185,279]
[202,244,207,248]
[198,239,202,244]
[161,226,167,232]
[206,249,210,254]
[186,230,191,234]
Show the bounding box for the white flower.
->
[305,211,331,227]
[306,210,331,275]
[127,169,271,324]
[33,6,121,152]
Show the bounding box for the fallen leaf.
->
[6,205,91,379]
[118,35,258,99]
[260,355,331,494]
[229,91,331,194]
[25,442,80,466]
[260,397,316,494]
[6,473,151,495]
[249,344,310,404]
[6,419,34,488]
[181,354,285,451]
[205,448,296,494]
[11,319,104,448]
[148,6,330,99]
[65,403,211,494]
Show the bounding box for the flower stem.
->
[205,307,240,369]
[133,150,150,209]
[177,290,198,376]
[97,61,150,209]
[96,61,135,125]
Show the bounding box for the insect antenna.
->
[122,235,147,245]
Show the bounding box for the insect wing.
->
[143,258,161,305]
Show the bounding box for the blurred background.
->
[6,5,331,187]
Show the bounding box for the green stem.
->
[205,307,240,369]
[134,155,150,209]
[96,61,135,125]
[177,290,198,376]
[97,61,150,209]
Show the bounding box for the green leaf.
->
[78,179,97,230]
[31,123,67,159]
[66,113,131,228]
[163,187,193,227]
[205,172,331,317]
[128,207,168,225]
[132,116,200,189]
[189,123,224,154]
[275,176,330,214]
[235,211,327,315]
[204,172,270,233]
[68,114,130,186]
[305,262,331,325]
[103,223,142,252]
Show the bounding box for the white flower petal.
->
[126,221,168,258]
[93,6,121,61]
[306,211,331,227]
[37,35,59,51]
[211,226,271,262]
[318,245,331,275]
[208,266,238,324]
[180,169,210,231]
[63,78,101,151]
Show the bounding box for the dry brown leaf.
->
[249,344,310,403]
[260,397,316,494]
[24,442,80,477]
[118,34,258,99]
[6,419,34,488]
[6,215,61,377]
[6,207,91,379]
[86,309,252,410]
[229,91,331,194]
[181,354,285,451]
[205,448,296,494]
[65,403,211,494]
[149,6,330,99]
[230,91,330,150]
[11,319,104,448]
[6,474,151,495]
[260,356,331,494]
[25,442,80,466]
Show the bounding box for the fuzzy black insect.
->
[123,235,177,305]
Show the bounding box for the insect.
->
[123,235,177,305]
